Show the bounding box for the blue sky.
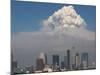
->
[11,1,96,33]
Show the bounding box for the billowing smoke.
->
[42,5,86,32]
[41,5,95,41]
[12,5,96,67]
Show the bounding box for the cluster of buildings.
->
[11,49,96,75]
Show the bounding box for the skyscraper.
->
[36,58,44,71]
[75,53,80,69]
[45,54,47,65]
[64,56,67,67]
[39,53,47,65]
[81,52,88,69]
[67,49,70,70]
[61,61,65,69]
[52,55,59,66]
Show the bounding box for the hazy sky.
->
[11,1,96,33]
[11,1,96,68]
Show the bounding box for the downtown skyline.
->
[12,49,96,74]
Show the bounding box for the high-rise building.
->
[52,55,59,66]
[64,56,67,67]
[81,52,88,69]
[52,54,59,70]
[71,55,75,70]
[39,53,47,65]
[36,58,44,71]
[61,61,65,69]
[75,53,80,69]
[45,54,47,65]
[67,49,70,70]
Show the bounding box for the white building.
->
[75,53,80,69]
[39,52,47,64]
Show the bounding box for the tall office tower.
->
[39,53,47,65]
[64,56,67,67]
[81,52,88,69]
[36,58,44,71]
[45,54,47,65]
[61,61,65,69]
[67,49,70,70]
[75,53,80,69]
[52,55,59,66]
[71,55,75,70]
